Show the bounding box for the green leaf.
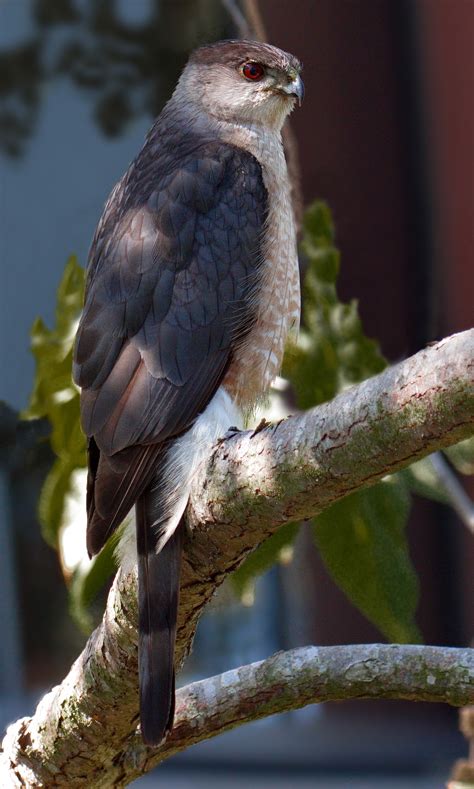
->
[69,533,120,633]
[24,255,85,423]
[400,457,451,505]
[231,521,300,603]
[444,437,474,475]
[313,476,421,643]
[38,457,77,548]
[21,254,120,630]
[22,255,86,549]
[283,201,386,410]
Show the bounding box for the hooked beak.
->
[280,73,304,106]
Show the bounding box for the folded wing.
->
[73,139,268,554]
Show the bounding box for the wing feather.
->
[74,137,267,553]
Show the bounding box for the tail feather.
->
[136,492,183,746]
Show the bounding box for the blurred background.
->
[0,1,473,786]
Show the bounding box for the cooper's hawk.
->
[73,40,303,745]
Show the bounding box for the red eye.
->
[241,62,265,81]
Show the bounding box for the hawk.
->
[73,40,303,745]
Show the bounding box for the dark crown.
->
[189,39,301,74]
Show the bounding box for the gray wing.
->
[73,140,267,553]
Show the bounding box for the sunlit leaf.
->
[69,533,119,633]
[38,456,77,548]
[22,255,86,548]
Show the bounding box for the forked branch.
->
[1,330,473,787]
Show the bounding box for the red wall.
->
[260,0,473,648]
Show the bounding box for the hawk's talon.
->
[216,426,241,444]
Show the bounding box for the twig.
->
[221,0,252,38]
[429,452,474,534]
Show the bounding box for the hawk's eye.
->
[241,62,265,81]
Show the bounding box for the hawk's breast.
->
[221,125,300,408]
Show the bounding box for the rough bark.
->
[1,330,473,787]
[123,645,474,776]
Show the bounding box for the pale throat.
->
[216,116,301,411]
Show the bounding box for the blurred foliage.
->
[232,522,299,604]
[283,201,387,406]
[69,529,119,633]
[399,457,450,506]
[0,0,230,157]
[25,203,471,640]
[444,437,474,476]
[23,255,86,548]
[313,477,420,644]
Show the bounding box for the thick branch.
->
[113,644,474,780]
[1,330,473,786]
[188,330,473,528]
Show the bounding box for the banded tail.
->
[136,491,183,746]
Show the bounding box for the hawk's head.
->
[177,40,303,131]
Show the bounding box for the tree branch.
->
[429,452,474,534]
[1,330,473,786]
[110,645,474,781]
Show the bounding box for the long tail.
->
[136,491,183,746]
